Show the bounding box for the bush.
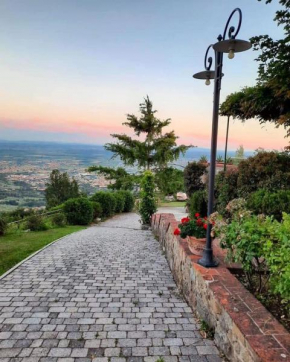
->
[51,213,67,227]
[90,191,116,217]
[63,198,93,225]
[91,202,103,219]
[188,190,207,218]
[119,191,135,212]
[184,162,207,197]
[139,171,157,225]
[0,217,8,236]
[215,169,239,215]
[113,192,126,213]
[247,189,290,220]
[26,215,48,231]
[155,167,184,196]
[237,151,290,196]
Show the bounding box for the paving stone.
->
[0,213,220,361]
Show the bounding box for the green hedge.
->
[90,191,116,218]
[118,190,135,212]
[113,192,125,213]
[188,190,207,218]
[64,198,93,225]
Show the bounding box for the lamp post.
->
[193,8,251,268]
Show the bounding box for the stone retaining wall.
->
[151,213,290,362]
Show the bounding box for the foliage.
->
[0,225,85,276]
[216,155,224,163]
[91,202,103,219]
[105,96,192,170]
[247,189,290,220]
[118,190,135,212]
[215,169,239,215]
[237,151,290,196]
[220,0,290,143]
[113,192,125,213]
[183,162,207,198]
[199,155,208,163]
[188,190,207,219]
[63,198,93,225]
[26,215,48,231]
[139,171,157,225]
[155,167,184,196]
[211,200,290,301]
[45,169,80,208]
[235,145,245,159]
[226,157,233,165]
[87,166,138,191]
[51,213,67,227]
[90,191,116,218]
[178,214,207,239]
[0,217,8,236]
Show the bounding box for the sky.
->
[0,0,287,151]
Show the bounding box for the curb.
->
[0,228,86,281]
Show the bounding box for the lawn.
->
[0,225,85,276]
[160,201,186,207]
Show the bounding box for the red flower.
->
[196,218,203,226]
[174,228,181,235]
[181,217,190,224]
[195,213,200,218]
[204,216,208,220]
[203,224,208,230]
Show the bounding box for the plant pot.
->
[187,236,206,256]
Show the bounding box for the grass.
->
[160,201,186,207]
[0,225,85,276]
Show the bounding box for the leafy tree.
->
[105,96,192,170]
[220,0,290,142]
[87,166,139,191]
[155,167,184,196]
[184,162,207,198]
[139,171,157,225]
[45,170,80,208]
[235,145,245,159]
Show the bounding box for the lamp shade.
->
[213,39,251,54]
[193,70,215,80]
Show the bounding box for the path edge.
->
[0,228,87,281]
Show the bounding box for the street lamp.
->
[192,8,251,268]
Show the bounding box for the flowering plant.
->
[174,213,208,239]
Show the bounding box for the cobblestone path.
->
[0,213,221,362]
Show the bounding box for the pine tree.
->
[105,96,193,170]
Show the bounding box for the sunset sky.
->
[0,0,287,151]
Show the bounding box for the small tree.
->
[184,162,207,198]
[105,96,193,170]
[235,145,245,159]
[45,170,80,208]
[139,171,157,225]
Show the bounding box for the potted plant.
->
[199,155,208,165]
[174,214,208,255]
[216,155,224,166]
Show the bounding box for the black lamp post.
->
[192,8,251,268]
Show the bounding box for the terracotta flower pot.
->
[187,236,206,256]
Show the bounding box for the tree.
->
[235,145,245,159]
[220,0,290,142]
[45,170,80,208]
[105,96,193,170]
[184,162,207,198]
[139,171,157,225]
[87,166,139,191]
[155,167,184,196]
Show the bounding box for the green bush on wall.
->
[64,198,93,225]
[91,191,116,218]
[247,189,290,221]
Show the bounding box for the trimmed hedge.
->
[118,191,135,212]
[64,198,93,225]
[90,191,116,218]
[91,202,103,219]
[113,192,125,213]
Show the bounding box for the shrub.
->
[51,213,66,227]
[119,191,135,212]
[0,217,8,236]
[64,198,93,225]
[188,190,207,218]
[90,191,116,217]
[113,192,125,213]
[155,167,184,196]
[237,151,290,196]
[184,162,207,198]
[215,169,239,215]
[178,215,207,239]
[26,215,48,231]
[247,189,290,220]
[139,171,157,225]
[91,202,103,219]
